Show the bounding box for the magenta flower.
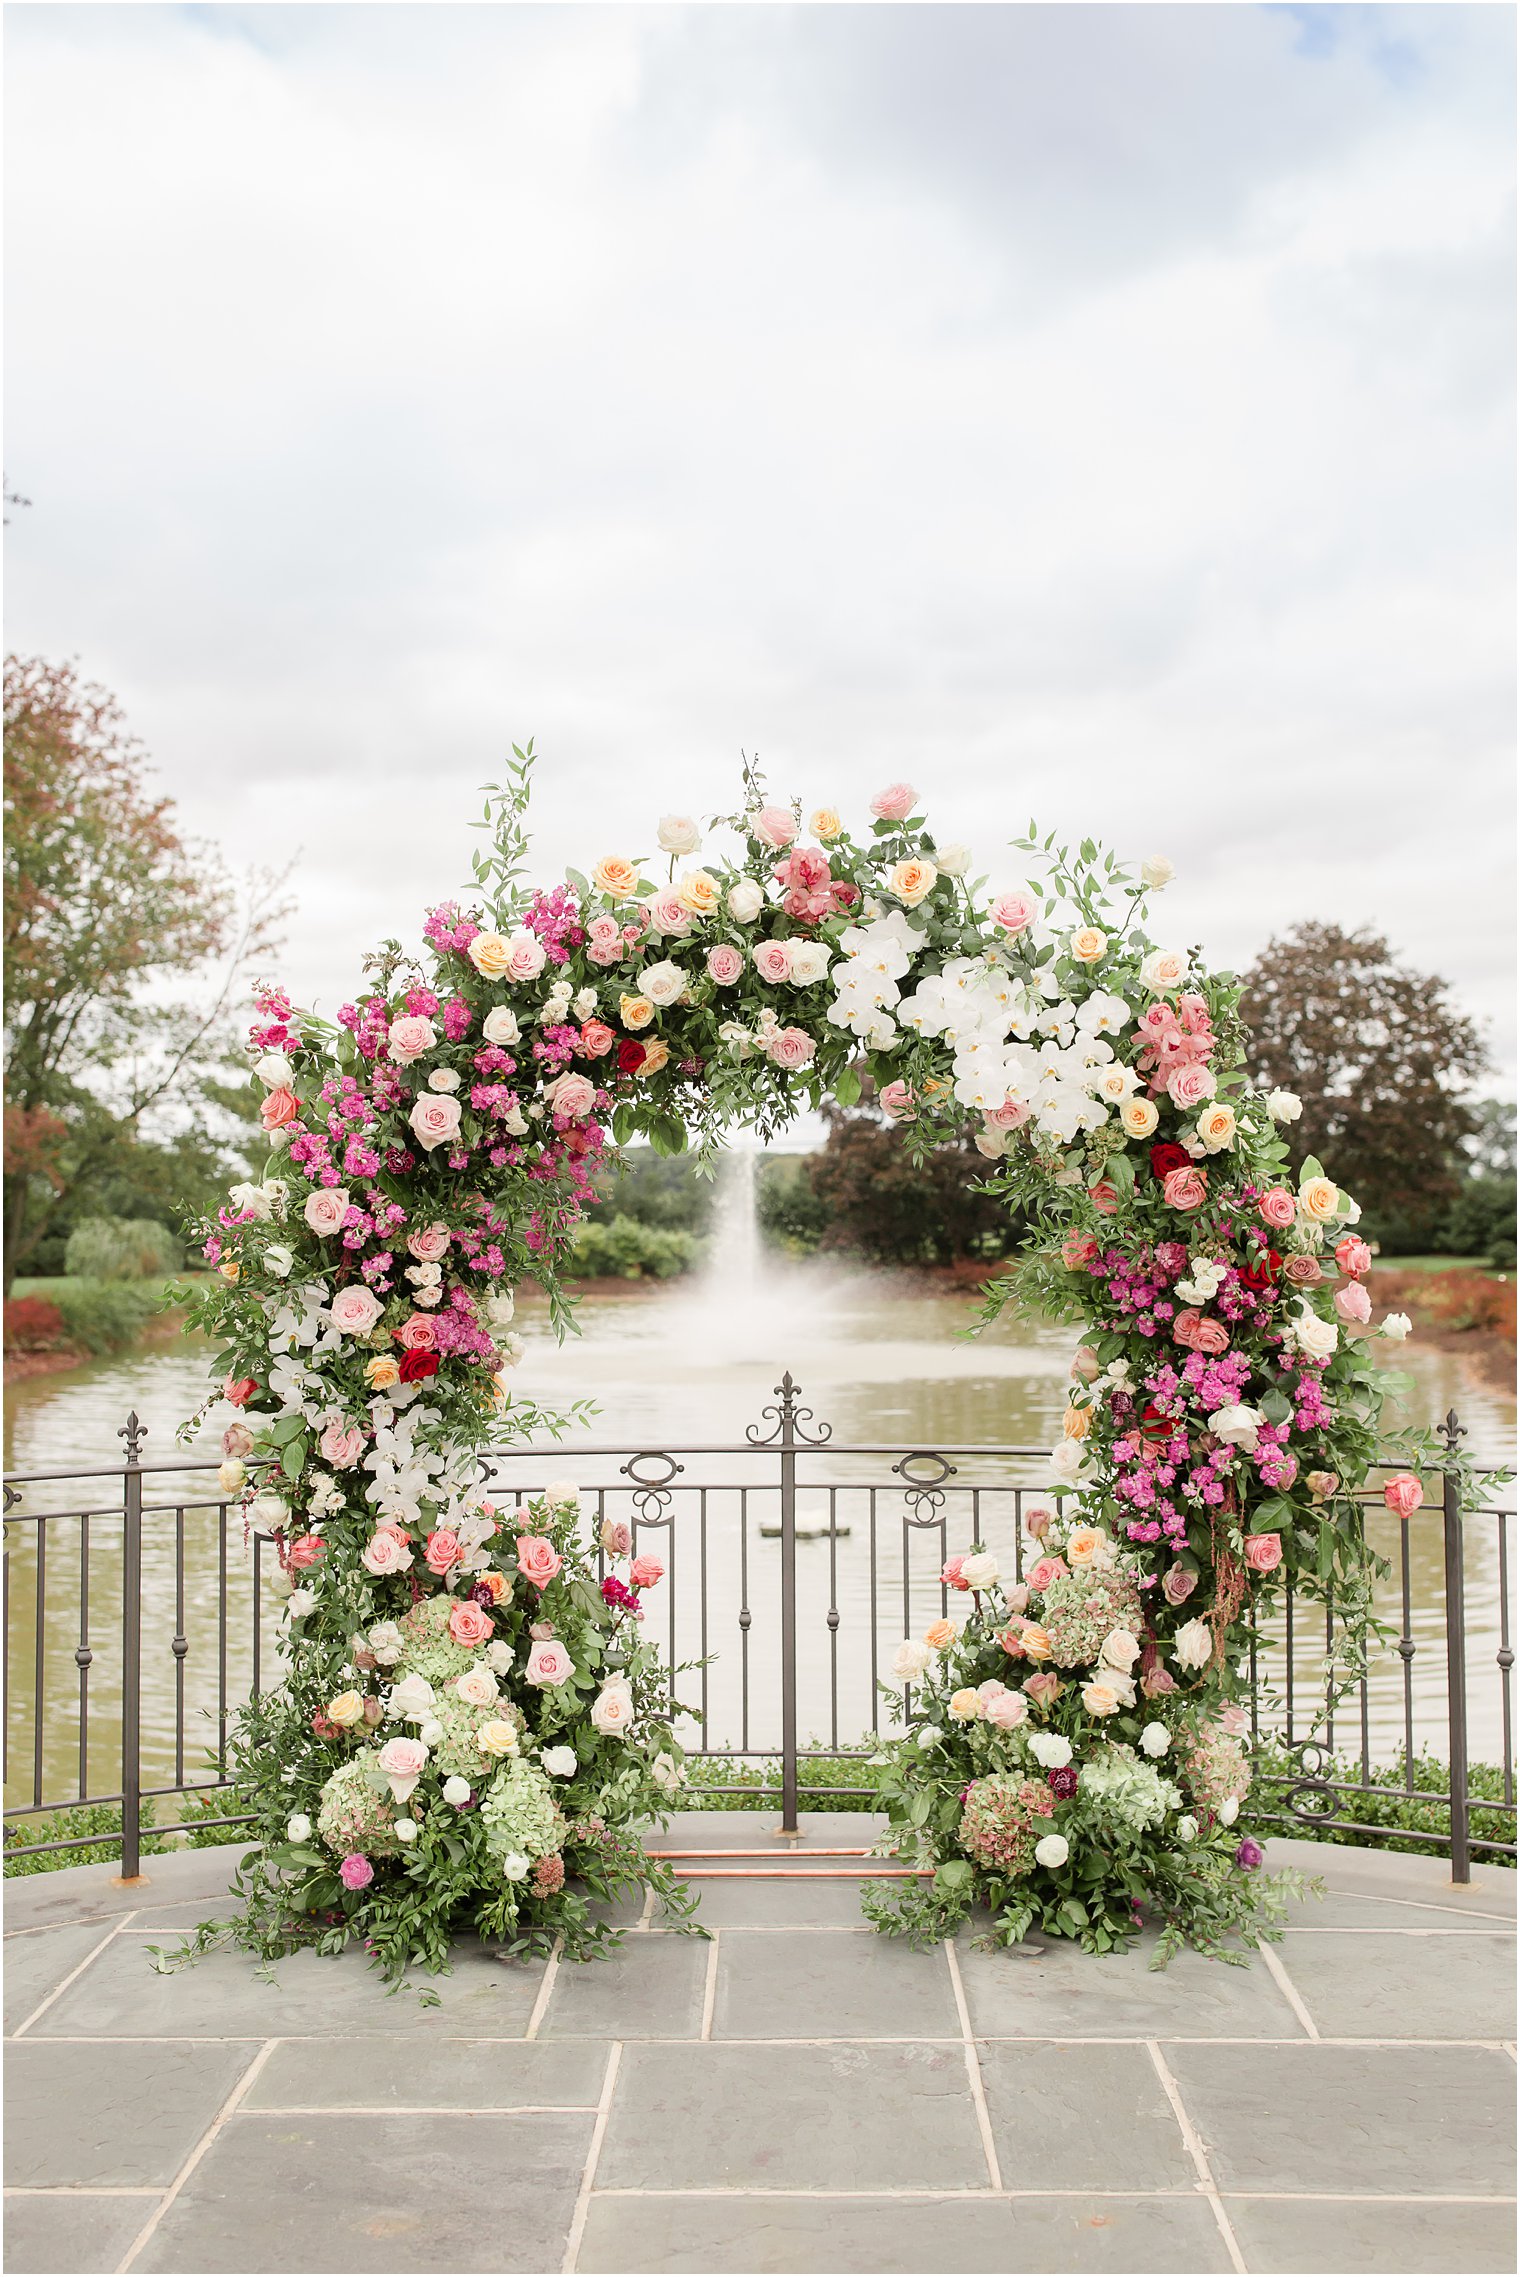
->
[1234,1838,1263,1872]
[339,1853,374,1891]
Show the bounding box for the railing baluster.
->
[77,1516,92,1802]
[1441,1411,1471,1884]
[118,1412,144,1882]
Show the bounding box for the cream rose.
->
[675,870,720,918]
[1195,1102,1237,1154]
[482,1006,521,1047]
[639,960,687,1007]
[888,857,937,908]
[590,1681,635,1736]
[657,815,701,856]
[1172,1618,1213,1671]
[809,807,843,842]
[1120,1097,1159,1140]
[1298,1175,1339,1222]
[454,1666,500,1710]
[592,856,639,899]
[476,1718,521,1758]
[727,879,765,923]
[1070,927,1107,965]
[1139,947,1188,992]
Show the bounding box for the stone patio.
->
[3,1816,1515,2275]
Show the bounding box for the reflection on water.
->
[4,1267,1515,1819]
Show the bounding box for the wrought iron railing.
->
[4,1382,1513,1881]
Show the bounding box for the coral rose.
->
[1244,1533,1283,1574]
[425,1528,463,1575]
[629,1555,664,1588]
[1335,1236,1373,1278]
[515,1535,563,1589]
[396,1314,437,1351]
[1383,1473,1424,1520]
[260,1086,300,1131]
[1259,1187,1297,1230]
[1162,1165,1208,1212]
[448,1600,494,1646]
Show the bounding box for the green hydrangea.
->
[1079,1745,1182,1834]
[424,1686,524,1781]
[478,1760,566,1864]
[1181,1728,1252,1814]
[957,1772,1053,1877]
[1038,1569,1143,1669]
[394,1595,474,1687]
[316,1755,401,1859]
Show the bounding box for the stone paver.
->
[4,1821,1515,2274]
[1223,2195,1518,2273]
[978,2040,1199,2191]
[132,2110,593,2273]
[1166,2041,1517,2196]
[1271,1930,1515,2039]
[597,2041,988,2192]
[5,2040,253,2188]
[713,1927,962,2040]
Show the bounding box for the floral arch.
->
[188,749,1416,1975]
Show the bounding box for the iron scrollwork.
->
[893,1449,959,1525]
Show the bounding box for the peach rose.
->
[1121,1097,1159,1140]
[365,1356,401,1392]
[304,1187,350,1238]
[676,870,720,918]
[408,1225,451,1263]
[260,1086,300,1131]
[516,1535,563,1589]
[330,1284,383,1337]
[448,1600,494,1646]
[592,856,639,898]
[869,783,917,821]
[396,1314,437,1351]
[638,1039,671,1076]
[1019,1623,1054,1661]
[409,1094,462,1152]
[1195,1103,1237,1152]
[629,1555,664,1588]
[888,857,937,908]
[923,1618,957,1651]
[619,993,655,1031]
[1062,1233,1099,1269]
[1298,1175,1339,1222]
[327,1689,366,1728]
[1081,1678,1124,1717]
[476,1718,521,1756]
[1162,1165,1208,1212]
[750,805,798,848]
[467,931,513,979]
[1069,926,1107,964]
[1243,1533,1283,1574]
[810,807,843,842]
[1061,1407,1091,1441]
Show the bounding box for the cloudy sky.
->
[6,2,1515,1085]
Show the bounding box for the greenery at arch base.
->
[184,751,1437,1978]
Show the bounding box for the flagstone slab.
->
[2,1922,118,2032]
[999,2195,1231,2272]
[1269,1931,1514,2040]
[2,2190,153,2275]
[30,1935,545,2040]
[245,2035,609,2111]
[539,1932,709,2038]
[678,1876,899,1928]
[1164,2041,1517,2196]
[131,2109,592,2273]
[954,1931,1303,2041]
[5,2040,254,2187]
[1223,2193,1518,2273]
[597,2042,987,2192]
[712,1927,962,2040]
[577,2191,1018,2273]
[976,2040,1197,2191]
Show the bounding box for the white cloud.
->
[5,2,1512,1078]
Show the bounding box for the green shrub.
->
[48,1279,157,1356]
[565,1213,702,1281]
[758,1158,830,1255]
[3,1788,252,1875]
[1439,1175,1517,1272]
[1246,1744,1515,1866]
[64,1216,182,1281]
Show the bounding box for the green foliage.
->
[64,1214,182,1280]
[757,1155,831,1254]
[592,1151,716,1235]
[1438,1174,1516,1272]
[1247,1745,1516,1866]
[44,1278,157,1356]
[3,1790,247,1876]
[565,1213,703,1280]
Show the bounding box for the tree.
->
[801,1080,1021,1267]
[3,656,286,1291]
[1239,922,1487,1249]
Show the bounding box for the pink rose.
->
[941,1555,970,1592]
[1335,1236,1373,1278]
[360,1527,413,1577]
[1162,1562,1198,1606]
[286,1532,326,1569]
[388,1015,436,1064]
[319,1420,366,1469]
[1022,1670,1063,1708]
[504,933,547,982]
[1088,1179,1120,1216]
[753,939,794,985]
[1141,1665,1178,1698]
[751,805,798,848]
[706,943,744,986]
[1335,1280,1372,1325]
[1166,1063,1215,1111]
[1025,1555,1068,1591]
[586,913,625,966]
[879,1080,913,1121]
[982,1687,1028,1731]
[516,1535,564,1589]
[449,1600,494,1646]
[1244,1533,1283,1574]
[1162,1166,1208,1212]
[304,1187,351,1239]
[546,1070,596,1121]
[629,1555,664,1589]
[339,1854,374,1891]
[409,1094,462,1152]
[646,888,692,938]
[1383,1473,1424,1520]
[330,1285,383,1337]
[766,1026,817,1071]
[1024,1507,1052,1543]
[600,1517,631,1556]
[1259,1187,1297,1230]
[222,1422,254,1458]
[396,1314,437,1351]
[407,1225,450,1264]
[378,1736,427,1780]
[1174,1311,1230,1357]
[869,783,918,822]
[424,1528,463,1575]
[260,1086,300,1131]
[1216,1702,1250,1737]
[581,1020,615,1058]
[990,893,1035,936]
[985,1096,1031,1132]
[526,1637,573,1686]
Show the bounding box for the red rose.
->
[1240,1251,1281,1292]
[397,1349,440,1383]
[616,1039,646,1074]
[1149,1143,1190,1180]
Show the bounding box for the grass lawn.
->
[1374,1254,1498,1275]
[11,1273,211,1304]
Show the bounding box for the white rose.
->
[1219,1795,1241,1827]
[419,1718,444,1747]
[485,1641,516,1676]
[916,1724,945,1751]
[639,959,687,1007]
[544,1480,580,1508]
[959,1552,1000,1591]
[455,1666,500,1710]
[1139,947,1188,993]
[368,1621,405,1667]
[501,1852,531,1881]
[264,1243,294,1279]
[1139,1721,1171,1758]
[248,1490,289,1532]
[482,1007,521,1048]
[727,879,765,923]
[1027,1731,1073,1769]
[1034,1832,1070,1869]
[288,1587,316,1621]
[1264,1087,1302,1123]
[1140,856,1174,890]
[657,815,701,855]
[229,1181,271,1219]
[1380,1312,1413,1341]
[541,1746,578,1777]
[394,1818,418,1844]
[1048,1439,1090,1487]
[428,1068,461,1092]
[217,1459,246,1494]
[1172,1618,1213,1671]
[254,1051,294,1087]
[1208,1403,1265,1453]
[651,1750,685,1791]
[388,1673,436,1721]
[590,1681,635,1737]
[1176,1813,1198,1843]
[1099,1628,1140,1672]
[936,844,971,877]
[787,941,832,986]
[484,1290,516,1328]
[442,1775,472,1805]
[1289,1306,1339,1363]
[286,1814,312,1843]
[891,1640,933,1681]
